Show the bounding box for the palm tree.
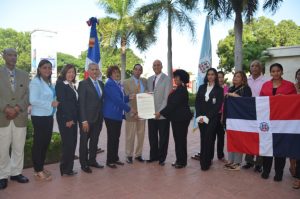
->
[98,0,156,82]
[137,0,199,79]
[204,0,283,71]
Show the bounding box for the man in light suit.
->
[0,48,30,189]
[147,60,172,166]
[123,64,147,164]
[78,63,104,173]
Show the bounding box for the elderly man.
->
[0,48,30,189]
[123,64,147,163]
[243,60,269,172]
[147,60,172,166]
[78,63,104,173]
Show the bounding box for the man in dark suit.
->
[0,48,30,189]
[78,63,104,173]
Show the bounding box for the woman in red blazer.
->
[260,63,297,182]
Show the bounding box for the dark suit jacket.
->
[78,78,104,123]
[55,80,78,123]
[160,85,192,122]
[195,84,224,120]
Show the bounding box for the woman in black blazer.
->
[195,68,224,171]
[55,64,78,176]
[155,69,192,168]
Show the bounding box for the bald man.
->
[146,60,172,166]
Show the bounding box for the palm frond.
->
[263,0,283,14]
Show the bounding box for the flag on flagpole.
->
[226,95,300,158]
[193,16,212,131]
[84,17,101,79]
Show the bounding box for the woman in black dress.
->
[195,68,224,171]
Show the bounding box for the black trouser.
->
[79,119,102,167]
[31,116,53,172]
[262,156,286,177]
[148,119,170,162]
[213,113,225,159]
[57,118,77,173]
[245,154,263,166]
[172,120,190,166]
[105,118,122,164]
[295,159,300,179]
[199,118,218,170]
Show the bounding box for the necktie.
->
[153,76,157,90]
[94,80,101,97]
[137,79,141,93]
[9,70,15,92]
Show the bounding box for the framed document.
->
[136,93,155,119]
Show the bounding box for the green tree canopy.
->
[0,28,31,72]
[217,17,300,73]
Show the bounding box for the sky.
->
[1,0,300,77]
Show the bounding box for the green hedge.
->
[189,93,196,114]
[24,120,62,168]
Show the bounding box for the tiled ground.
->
[1,121,299,199]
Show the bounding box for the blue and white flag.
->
[193,16,212,130]
[84,17,101,79]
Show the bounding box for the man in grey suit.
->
[0,48,30,189]
[147,60,172,166]
[123,64,147,163]
[78,63,104,173]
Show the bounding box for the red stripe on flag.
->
[227,130,259,155]
[270,95,300,120]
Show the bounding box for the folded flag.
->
[226,95,300,159]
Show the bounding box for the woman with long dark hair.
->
[29,59,59,180]
[260,63,296,182]
[195,68,224,171]
[55,64,78,176]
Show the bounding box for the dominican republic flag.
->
[84,17,101,79]
[226,95,300,159]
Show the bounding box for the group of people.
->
[193,61,300,189]
[0,47,299,191]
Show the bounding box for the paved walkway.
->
[1,122,299,199]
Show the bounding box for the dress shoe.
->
[171,162,177,167]
[88,162,104,169]
[106,163,117,169]
[135,156,145,162]
[254,165,262,173]
[175,164,186,169]
[242,163,254,169]
[261,172,269,179]
[274,174,283,182]
[81,166,92,173]
[64,171,78,176]
[10,174,29,183]
[0,179,8,189]
[159,161,165,166]
[146,159,158,163]
[126,157,133,164]
[115,161,124,166]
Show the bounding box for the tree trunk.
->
[121,36,126,82]
[167,9,173,81]
[234,10,243,71]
